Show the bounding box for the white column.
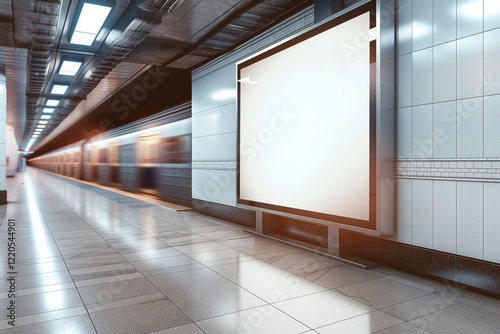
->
[0,70,7,204]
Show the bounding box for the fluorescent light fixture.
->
[59,60,83,76]
[25,138,36,152]
[41,114,51,119]
[70,3,112,46]
[34,132,41,135]
[51,84,69,95]
[32,135,39,138]
[39,120,48,124]
[37,125,46,129]
[46,99,60,106]
[43,108,55,113]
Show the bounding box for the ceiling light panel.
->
[43,108,55,113]
[46,99,60,106]
[70,3,112,46]
[39,120,48,124]
[59,60,83,76]
[40,115,51,119]
[51,84,69,95]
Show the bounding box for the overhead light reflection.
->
[458,0,483,18]
[211,89,237,101]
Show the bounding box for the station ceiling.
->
[0,0,313,155]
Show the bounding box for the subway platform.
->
[0,168,499,334]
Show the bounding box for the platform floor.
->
[0,168,499,333]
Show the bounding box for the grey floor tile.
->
[90,298,191,334]
[374,322,433,334]
[78,277,160,306]
[196,305,310,334]
[211,260,327,303]
[381,291,459,321]
[337,277,433,309]
[0,314,96,334]
[409,302,500,334]
[149,267,266,321]
[148,323,205,334]
[274,290,372,328]
[315,310,403,333]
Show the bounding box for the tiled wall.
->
[191,6,315,207]
[392,0,500,263]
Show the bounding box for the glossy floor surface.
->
[0,168,499,333]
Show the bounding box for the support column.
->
[0,68,7,204]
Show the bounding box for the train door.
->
[69,151,75,177]
[91,146,98,182]
[109,142,120,186]
[137,133,160,196]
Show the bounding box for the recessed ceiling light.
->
[41,114,51,119]
[46,99,60,106]
[32,135,39,138]
[25,138,36,152]
[37,125,46,129]
[70,3,112,46]
[51,84,69,95]
[43,108,55,113]
[39,120,48,124]
[34,132,41,135]
[59,60,83,76]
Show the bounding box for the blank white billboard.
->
[238,11,372,223]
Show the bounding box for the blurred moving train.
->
[29,101,192,207]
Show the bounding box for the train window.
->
[119,144,135,164]
[99,148,109,163]
[161,135,191,163]
[110,142,119,164]
[138,134,159,164]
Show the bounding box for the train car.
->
[30,101,192,207]
[6,125,19,177]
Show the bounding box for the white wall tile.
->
[192,133,236,161]
[484,183,500,263]
[396,107,412,158]
[484,28,500,96]
[457,97,483,158]
[192,104,237,137]
[484,95,500,157]
[433,41,457,103]
[412,105,433,158]
[434,0,457,44]
[434,101,457,158]
[412,48,433,105]
[457,0,484,38]
[396,54,412,108]
[396,0,412,55]
[457,34,484,99]
[192,170,236,206]
[457,182,484,259]
[433,181,457,254]
[412,180,433,249]
[395,178,412,244]
[412,0,433,51]
[484,0,500,30]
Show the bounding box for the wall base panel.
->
[341,230,500,298]
[192,199,256,228]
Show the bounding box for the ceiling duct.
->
[141,0,186,13]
